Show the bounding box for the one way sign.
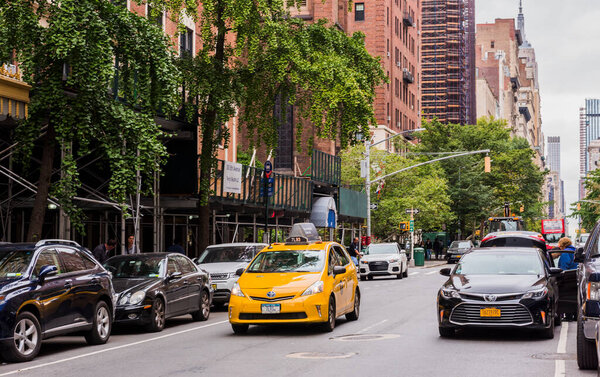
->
[405,208,420,215]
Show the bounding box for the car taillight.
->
[481,235,496,243]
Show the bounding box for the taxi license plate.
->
[211,284,217,290]
[480,308,501,317]
[261,304,281,314]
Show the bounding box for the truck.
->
[540,219,565,249]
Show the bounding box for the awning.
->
[310,196,337,228]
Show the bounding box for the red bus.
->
[541,219,565,249]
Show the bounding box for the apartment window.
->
[387,103,390,123]
[395,17,399,36]
[180,27,193,56]
[491,41,495,48]
[395,109,400,129]
[147,5,163,28]
[395,78,400,97]
[387,7,389,25]
[355,3,365,21]
[395,48,399,66]
[387,71,390,89]
[387,39,390,58]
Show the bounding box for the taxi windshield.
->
[246,249,324,273]
[0,249,34,279]
[198,246,260,263]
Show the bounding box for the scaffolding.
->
[421,0,475,125]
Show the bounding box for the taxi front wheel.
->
[232,324,249,334]
[320,296,336,332]
[345,290,360,321]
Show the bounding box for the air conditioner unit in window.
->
[387,116,391,121]
[387,52,390,57]
[396,62,401,67]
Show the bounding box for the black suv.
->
[0,240,115,362]
[574,226,600,370]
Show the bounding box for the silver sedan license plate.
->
[261,304,281,314]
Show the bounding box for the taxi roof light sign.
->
[285,223,322,244]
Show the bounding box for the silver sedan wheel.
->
[14,318,38,356]
[154,299,165,329]
[201,291,210,318]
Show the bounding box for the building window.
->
[355,3,364,21]
[387,103,390,123]
[387,7,389,25]
[180,27,193,56]
[491,41,495,48]
[148,5,163,28]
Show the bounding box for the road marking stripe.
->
[409,272,419,276]
[0,320,229,376]
[425,270,438,275]
[554,321,569,377]
[357,319,388,334]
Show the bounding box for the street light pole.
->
[365,128,425,238]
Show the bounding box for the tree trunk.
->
[197,0,227,256]
[27,123,56,242]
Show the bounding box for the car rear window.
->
[482,238,541,249]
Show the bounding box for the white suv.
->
[196,243,267,305]
[359,243,408,281]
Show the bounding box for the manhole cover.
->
[331,334,401,342]
[531,353,576,361]
[286,352,356,359]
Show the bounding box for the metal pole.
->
[366,138,371,238]
[264,174,269,243]
[410,208,415,261]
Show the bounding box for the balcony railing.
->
[403,12,414,27]
[311,149,341,186]
[211,160,312,212]
[402,68,415,84]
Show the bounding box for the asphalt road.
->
[0,263,595,377]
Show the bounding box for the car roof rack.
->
[35,239,81,248]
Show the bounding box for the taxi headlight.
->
[522,287,548,299]
[231,282,245,297]
[440,289,460,299]
[301,281,324,296]
[129,290,146,305]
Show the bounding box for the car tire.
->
[367,276,374,281]
[321,296,336,332]
[438,327,454,338]
[145,298,166,332]
[85,301,112,345]
[403,267,408,278]
[191,289,211,321]
[231,324,249,334]
[1,311,42,362]
[345,290,360,321]
[541,313,555,339]
[577,315,598,369]
[360,276,366,281]
[554,314,562,327]
[396,268,403,279]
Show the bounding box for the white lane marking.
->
[425,270,439,275]
[554,321,569,377]
[0,320,229,376]
[357,319,388,334]
[409,272,419,276]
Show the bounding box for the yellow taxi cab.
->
[228,223,360,334]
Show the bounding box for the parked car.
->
[228,223,360,334]
[104,253,211,332]
[437,247,563,339]
[574,224,600,370]
[446,240,474,264]
[0,240,114,362]
[196,243,267,306]
[576,233,590,248]
[359,243,408,280]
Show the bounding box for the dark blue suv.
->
[0,240,115,362]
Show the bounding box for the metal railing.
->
[211,160,312,212]
[311,149,341,186]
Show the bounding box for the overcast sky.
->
[476,0,600,234]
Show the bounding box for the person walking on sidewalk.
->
[92,239,117,264]
[348,237,361,265]
[425,239,432,260]
[433,238,442,260]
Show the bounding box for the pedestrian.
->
[433,238,442,260]
[558,237,578,270]
[348,237,361,265]
[425,239,432,260]
[167,239,185,254]
[92,239,117,264]
[126,235,139,254]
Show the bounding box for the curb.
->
[411,261,448,269]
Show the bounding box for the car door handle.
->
[64,282,72,288]
[91,278,99,284]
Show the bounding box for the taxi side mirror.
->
[333,266,346,276]
[235,268,244,276]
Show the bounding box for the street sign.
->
[370,203,378,210]
[223,161,242,194]
[405,209,420,215]
[360,159,368,178]
[264,160,272,178]
[409,220,414,232]
[259,177,274,197]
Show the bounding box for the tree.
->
[416,117,546,237]
[171,4,385,253]
[0,0,179,239]
[340,144,454,240]
[572,169,600,231]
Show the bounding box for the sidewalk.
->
[410,258,448,268]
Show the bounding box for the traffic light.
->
[399,222,410,231]
[484,156,491,173]
[361,236,371,246]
